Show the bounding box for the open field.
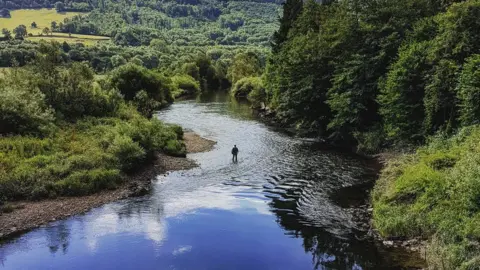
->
[0,9,110,45]
[0,9,83,35]
[28,33,110,45]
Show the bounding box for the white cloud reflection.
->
[81,173,271,254]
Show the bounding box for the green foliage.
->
[457,54,480,126]
[0,46,186,202]
[38,62,121,120]
[271,0,303,52]
[353,127,385,154]
[373,126,480,268]
[0,111,185,200]
[378,42,431,143]
[0,68,54,135]
[171,74,200,98]
[266,0,480,147]
[227,51,262,85]
[110,63,173,115]
[108,135,146,172]
[423,59,459,135]
[13,24,27,39]
[163,139,187,157]
[110,55,127,68]
[231,76,263,99]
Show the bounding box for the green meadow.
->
[0,9,110,45]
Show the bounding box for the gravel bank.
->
[0,132,216,240]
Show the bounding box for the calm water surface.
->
[0,92,418,269]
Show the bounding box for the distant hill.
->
[0,0,281,46]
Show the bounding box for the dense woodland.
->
[1,0,281,46]
[256,0,480,268]
[261,0,480,152]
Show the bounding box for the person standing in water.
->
[231,145,239,162]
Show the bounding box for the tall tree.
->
[271,0,303,52]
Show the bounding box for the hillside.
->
[1,0,282,47]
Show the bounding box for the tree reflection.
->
[45,222,71,255]
[267,182,411,269]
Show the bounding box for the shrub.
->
[171,74,200,98]
[164,139,187,157]
[109,135,146,172]
[231,76,263,98]
[36,63,121,120]
[134,90,161,118]
[0,71,54,135]
[168,124,184,139]
[110,63,174,105]
[54,169,122,196]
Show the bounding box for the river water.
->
[0,92,419,269]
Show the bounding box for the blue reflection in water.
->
[0,92,418,270]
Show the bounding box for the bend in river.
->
[0,92,421,270]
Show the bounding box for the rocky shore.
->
[0,132,216,240]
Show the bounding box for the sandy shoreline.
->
[0,132,216,240]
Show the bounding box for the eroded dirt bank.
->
[0,132,216,240]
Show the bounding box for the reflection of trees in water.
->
[116,197,165,222]
[45,222,71,255]
[268,187,383,269]
[0,247,5,267]
[196,91,254,120]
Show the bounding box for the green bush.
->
[0,44,188,204]
[0,72,54,135]
[168,124,184,139]
[231,76,264,99]
[164,139,187,157]
[171,74,200,98]
[110,63,174,106]
[134,90,161,118]
[36,63,121,120]
[109,135,146,172]
[54,169,122,196]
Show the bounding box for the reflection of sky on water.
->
[0,93,419,270]
[157,174,273,218]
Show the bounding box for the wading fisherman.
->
[231,145,239,162]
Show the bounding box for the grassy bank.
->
[0,106,185,202]
[372,126,480,269]
[0,42,185,207]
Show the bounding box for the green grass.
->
[0,104,186,201]
[27,34,110,46]
[373,126,480,269]
[0,9,110,45]
[0,9,82,34]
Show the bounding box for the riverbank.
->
[253,105,428,267]
[0,132,216,240]
[371,126,480,269]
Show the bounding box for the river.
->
[0,92,419,269]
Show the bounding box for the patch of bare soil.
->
[0,132,216,240]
